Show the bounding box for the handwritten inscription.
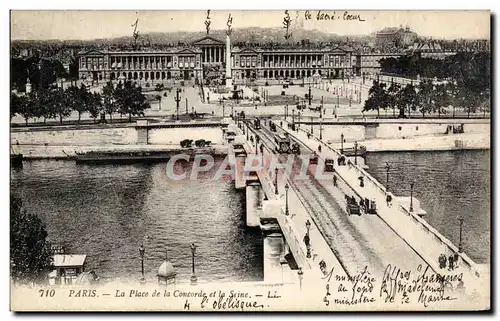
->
[324,266,376,306]
[380,264,460,307]
[305,10,365,22]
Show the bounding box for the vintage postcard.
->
[9,10,491,312]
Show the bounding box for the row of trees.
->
[364,79,490,118]
[11,57,79,92]
[379,52,490,90]
[11,80,150,125]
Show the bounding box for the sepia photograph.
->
[9,9,491,312]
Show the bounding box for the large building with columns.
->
[78,35,391,84]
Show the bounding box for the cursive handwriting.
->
[305,10,365,22]
[380,264,459,306]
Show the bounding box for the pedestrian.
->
[386,194,392,207]
[448,255,455,271]
[453,252,460,268]
[333,175,337,187]
[438,254,445,269]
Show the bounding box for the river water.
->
[10,158,264,283]
[364,149,490,264]
[10,150,490,284]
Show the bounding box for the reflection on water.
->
[365,150,490,264]
[10,159,263,283]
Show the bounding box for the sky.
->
[10,10,491,41]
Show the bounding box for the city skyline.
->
[11,10,490,41]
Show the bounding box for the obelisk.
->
[225,14,233,88]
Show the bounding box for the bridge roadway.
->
[276,119,484,286]
[253,121,426,277]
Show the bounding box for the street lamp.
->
[340,133,344,154]
[385,162,391,191]
[305,219,311,236]
[297,267,303,291]
[190,243,198,285]
[139,244,145,283]
[298,112,301,130]
[409,182,415,212]
[285,183,289,216]
[311,116,314,135]
[275,168,279,195]
[354,141,358,165]
[319,117,323,140]
[457,216,464,253]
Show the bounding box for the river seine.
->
[10,158,264,283]
[365,149,490,264]
[10,149,490,283]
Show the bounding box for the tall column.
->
[225,34,232,88]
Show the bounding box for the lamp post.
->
[310,116,314,135]
[409,182,414,212]
[340,133,344,154]
[308,82,312,106]
[246,123,249,140]
[385,162,391,191]
[285,183,289,216]
[297,267,303,291]
[275,168,279,195]
[190,243,198,285]
[319,116,323,140]
[298,112,301,130]
[457,216,464,253]
[354,141,358,165]
[175,88,181,120]
[139,245,145,283]
[292,109,295,128]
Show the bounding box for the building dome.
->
[157,260,176,279]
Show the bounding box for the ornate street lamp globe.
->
[157,251,177,287]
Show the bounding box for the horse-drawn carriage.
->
[345,195,361,216]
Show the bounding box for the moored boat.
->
[75,150,176,164]
[10,153,23,168]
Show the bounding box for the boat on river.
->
[342,145,367,158]
[10,146,23,168]
[75,150,176,164]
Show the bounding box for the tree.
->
[72,84,91,124]
[52,88,72,124]
[65,85,85,124]
[387,81,401,118]
[397,84,419,118]
[87,92,103,123]
[115,81,150,122]
[17,92,37,126]
[417,80,434,117]
[10,195,54,285]
[37,88,57,124]
[10,93,22,121]
[102,81,117,123]
[363,80,388,117]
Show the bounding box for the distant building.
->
[78,35,358,83]
[411,42,456,59]
[376,26,417,48]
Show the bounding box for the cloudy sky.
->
[11,10,490,41]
